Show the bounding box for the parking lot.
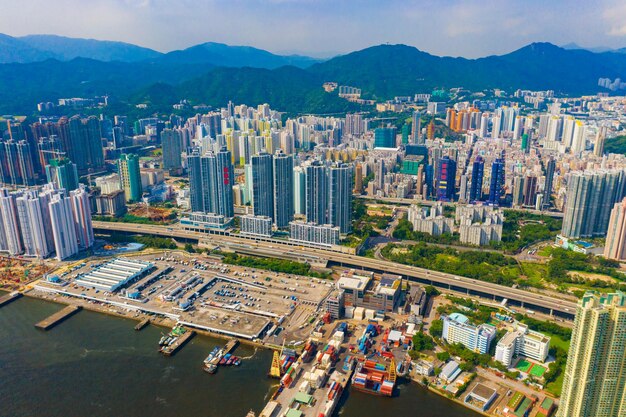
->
[36,251,333,341]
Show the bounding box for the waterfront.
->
[0,292,479,417]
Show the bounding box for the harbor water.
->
[0,292,479,417]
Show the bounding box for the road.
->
[92,221,578,319]
[355,195,565,218]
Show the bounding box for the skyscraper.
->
[273,150,294,229]
[373,127,397,148]
[48,191,79,260]
[187,147,234,218]
[542,157,556,210]
[595,126,607,157]
[70,186,94,250]
[411,111,423,144]
[45,158,79,192]
[15,190,53,258]
[306,161,328,225]
[561,170,626,238]
[523,175,538,207]
[329,163,352,233]
[68,116,104,174]
[469,156,484,203]
[293,166,306,215]
[353,163,363,194]
[558,292,626,417]
[604,198,626,261]
[436,155,456,202]
[0,189,23,255]
[487,158,505,206]
[118,154,143,203]
[161,129,183,172]
[251,151,274,218]
[0,140,36,186]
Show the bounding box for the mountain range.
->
[1,34,626,115]
[0,33,320,68]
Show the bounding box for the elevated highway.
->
[93,221,577,320]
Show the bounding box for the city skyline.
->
[1,0,625,58]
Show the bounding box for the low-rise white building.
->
[495,323,551,367]
[442,313,496,354]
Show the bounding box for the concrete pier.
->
[0,291,22,307]
[35,305,82,330]
[161,328,195,356]
[135,317,150,331]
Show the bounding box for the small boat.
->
[204,347,220,364]
[220,358,227,365]
[203,364,218,374]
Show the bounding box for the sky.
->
[2,0,626,58]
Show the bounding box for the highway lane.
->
[355,195,565,218]
[93,221,577,318]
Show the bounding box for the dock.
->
[0,291,22,307]
[135,317,150,331]
[223,338,239,355]
[161,327,195,356]
[35,305,82,330]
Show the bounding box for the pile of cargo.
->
[316,340,340,369]
[327,380,342,401]
[300,340,317,363]
[351,360,395,397]
[279,348,297,374]
[280,361,300,388]
[302,368,327,389]
[358,323,380,354]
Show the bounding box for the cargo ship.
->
[351,359,396,397]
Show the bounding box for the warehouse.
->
[75,258,154,292]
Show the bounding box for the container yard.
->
[351,359,396,397]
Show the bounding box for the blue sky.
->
[2,0,626,58]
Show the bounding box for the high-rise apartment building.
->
[187,147,234,218]
[251,151,274,219]
[273,150,294,229]
[543,157,556,210]
[45,158,79,192]
[293,166,306,215]
[411,111,423,144]
[161,129,183,172]
[469,156,484,203]
[305,162,328,225]
[118,154,143,203]
[67,116,104,174]
[487,158,505,206]
[436,155,456,202]
[48,191,79,260]
[561,170,626,238]
[70,186,94,250]
[604,198,626,261]
[558,292,626,417]
[329,163,352,233]
[0,189,23,255]
[373,127,397,148]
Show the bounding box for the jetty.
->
[0,291,22,307]
[135,317,150,331]
[35,305,82,330]
[160,326,195,356]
